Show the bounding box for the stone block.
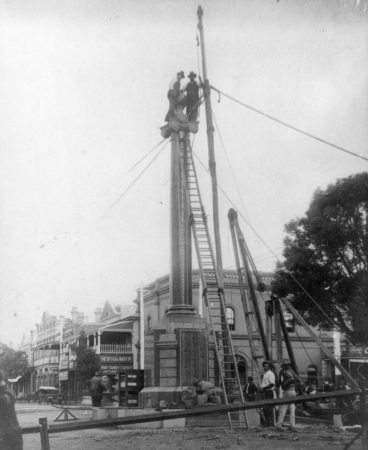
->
[160,349,177,359]
[160,359,177,368]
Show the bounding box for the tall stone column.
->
[166,130,194,315]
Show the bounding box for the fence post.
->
[360,392,367,450]
[39,417,50,450]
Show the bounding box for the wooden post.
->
[274,298,283,364]
[360,392,368,450]
[279,296,360,389]
[39,417,50,450]
[197,5,223,280]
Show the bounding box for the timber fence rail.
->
[21,389,367,449]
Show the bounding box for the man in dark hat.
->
[185,71,200,121]
[260,360,276,427]
[90,370,106,407]
[165,70,185,122]
[0,370,23,450]
[276,359,303,431]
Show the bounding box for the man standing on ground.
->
[244,376,258,401]
[0,370,23,450]
[276,359,303,431]
[260,360,276,427]
[90,371,106,407]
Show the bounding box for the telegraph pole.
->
[197,6,224,281]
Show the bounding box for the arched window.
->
[147,315,152,331]
[226,306,235,331]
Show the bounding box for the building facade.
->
[135,270,339,390]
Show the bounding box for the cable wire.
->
[102,139,169,216]
[210,85,368,163]
[208,104,359,347]
[105,138,167,194]
[192,148,357,348]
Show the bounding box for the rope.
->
[210,85,368,163]
[105,138,167,195]
[102,140,169,216]
[192,148,356,348]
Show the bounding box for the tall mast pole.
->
[197,6,223,281]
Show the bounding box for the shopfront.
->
[341,345,368,389]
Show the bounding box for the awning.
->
[8,375,22,383]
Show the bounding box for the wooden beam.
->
[21,389,362,435]
[279,296,360,390]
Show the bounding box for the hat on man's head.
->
[177,70,185,78]
[192,377,201,385]
[262,360,273,368]
[96,370,103,376]
[188,71,197,79]
[281,359,291,367]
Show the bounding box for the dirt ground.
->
[22,423,363,449]
[17,403,363,449]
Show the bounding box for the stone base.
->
[139,386,184,409]
[92,406,186,429]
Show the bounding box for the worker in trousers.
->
[260,360,276,427]
[276,359,303,431]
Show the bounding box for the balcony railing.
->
[33,355,59,367]
[99,344,132,354]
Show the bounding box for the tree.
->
[73,331,100,385]
[0,343,30,379]
[272,172,368,344]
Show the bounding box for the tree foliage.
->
[74,331,100,384]
[0,343,30,379]
[272,172,368,344]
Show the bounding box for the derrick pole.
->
[197,6,223,281]
[197,5,234,396]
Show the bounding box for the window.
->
[226,306,235,331]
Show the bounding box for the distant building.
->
[133,270,345,389]
[16,272,367,401]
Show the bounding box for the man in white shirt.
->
[260,360,276,427]
[165,71,185,121]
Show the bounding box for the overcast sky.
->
[0,0,367,347]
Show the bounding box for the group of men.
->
[165,70,200,122]
[244,358,303,431]
[189,358,302,431]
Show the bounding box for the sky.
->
[0,0,367,347]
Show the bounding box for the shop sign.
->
[100,354,133,364]
[342,347,368,358]
[69,360,76,370]
[59,371,68,381]
[101,364,133,372]
[59,355,69,370]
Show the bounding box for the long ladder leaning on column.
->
[228,208,271,393]
[178,130,248,429]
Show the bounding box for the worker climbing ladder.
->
[178,131,247,429]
